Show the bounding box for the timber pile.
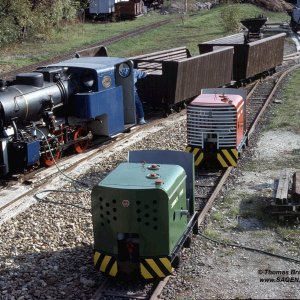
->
[271,170,300,221]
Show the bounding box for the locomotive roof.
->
[191,93,243,107]
[48,57,130,69]
[98,162,186,192]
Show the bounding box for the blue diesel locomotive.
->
[0,57,136,176]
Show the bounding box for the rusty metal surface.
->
[115,0,143,18]
[133,46,233,107]
[198,33,286,81]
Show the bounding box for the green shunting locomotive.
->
[91,150,198,279]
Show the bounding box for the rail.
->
[1,19,172,81]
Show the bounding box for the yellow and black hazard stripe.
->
[186,146,204,166]
[217,149,238,167]
[140,257,172,279]
[94,251,118,277]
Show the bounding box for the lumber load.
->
[275,169,289,205]
[271,169,300,221]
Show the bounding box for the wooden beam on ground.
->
[275,169,289,205]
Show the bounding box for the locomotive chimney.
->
[240,15,268,43]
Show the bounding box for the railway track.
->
[1,60,299,300]
[0,110,186,224]
[86,63,300,299]
[1,37,300,298]
[1,19,171,81]
[0,75,267,224]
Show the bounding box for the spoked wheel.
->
[74,127,89,154]
[41,132,63,167]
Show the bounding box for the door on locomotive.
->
[91,150,197,279]
[186,88,247,168]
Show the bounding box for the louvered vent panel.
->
[187,105,236,148]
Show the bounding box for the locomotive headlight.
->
[102,76,112,88]
[82,71,95,88]
[118,62,131,78]
[83,77,94,88]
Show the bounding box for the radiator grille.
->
[187,105,236,148]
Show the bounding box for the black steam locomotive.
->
[0,56,135,177]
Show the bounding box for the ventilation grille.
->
[187,105,237,148]
[98,197,118,226]
[98,197,159,231]
[136,199,159,231]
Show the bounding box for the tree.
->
[0,0,80,46]
[220,2,242,33]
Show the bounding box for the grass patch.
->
[243,160,265,172]
[0,4,287,70]
[276,227,300,246]
[244,153,300,171]
[266,246,277,253]
[203,226,221,240]
[267,69,300,133]
[219,248,236,257]
[0,13,169,68]
[229,206,240,218]
[219,194,236,209]
[109,4,287,57]
[211,211,223,222]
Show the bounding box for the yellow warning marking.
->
[217,153,228,168]
[194,152,204,166]
[100,255,111,272]
[232,149,238,159]
[145,259,165,277]
[159,258,172,272]
[93,252,101,266]
[186,146,191,152]
[140,263,153,279]
[222,150,236,166]
[192,148,200,156]
[109,261,118,277]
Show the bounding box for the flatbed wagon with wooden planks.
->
[271,170,300,221]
